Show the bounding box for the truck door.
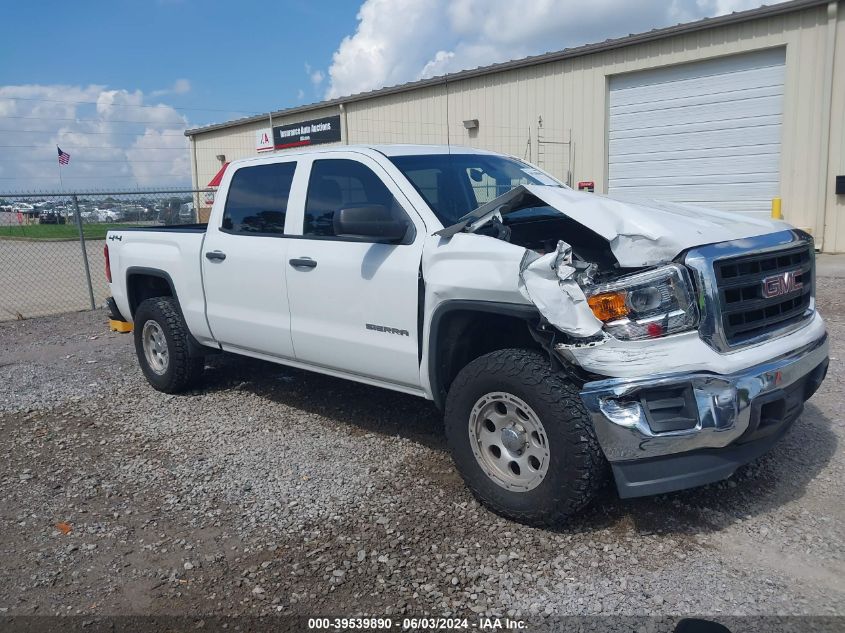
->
[285,153,425,389]
[201,159,302,358]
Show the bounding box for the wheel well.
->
[127,272,173,317]
[430,306,542,409]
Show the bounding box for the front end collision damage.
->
[420,232,603,408]
[436,184,790,266]
[427,184,828,495]
[581,334,829,463]
[517,241,604,338]
[581,334,828,498]
[433,183,792,350]
[422,199,656,410]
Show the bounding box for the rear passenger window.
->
[222,162,296,235]
[303,159,397,238]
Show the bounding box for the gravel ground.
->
[0,279,842,624]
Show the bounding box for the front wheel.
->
[444,349,605,526]
[133,296,204,393]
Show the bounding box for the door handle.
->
[289,257,317,269]
[205,250,226,261]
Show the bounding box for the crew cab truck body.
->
[106,145,828,525]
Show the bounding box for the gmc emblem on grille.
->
[761,270,802,298]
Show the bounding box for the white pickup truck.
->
[105,145,828,525]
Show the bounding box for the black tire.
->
[133,296,204,393]
[444,348,605,526]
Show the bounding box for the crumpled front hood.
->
[437,185,790,267]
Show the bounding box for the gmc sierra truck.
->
[105,145,828,525]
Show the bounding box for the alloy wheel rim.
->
[468,392,551,492]
[142,320,169,375]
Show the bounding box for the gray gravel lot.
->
[0,279,842,622]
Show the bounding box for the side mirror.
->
[333,204,409,242]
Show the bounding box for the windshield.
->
[388,153,562,226]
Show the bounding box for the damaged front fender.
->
[422,233,606,340]
[517,241,603,337]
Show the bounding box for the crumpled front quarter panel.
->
[422,233,528,308]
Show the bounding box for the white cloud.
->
[325,0,450,99]
[151,78,192,97]
[310,69,325,87]
[0,84,191,190]
[304,63,326,93]
[297,89,306,100]
[172,78,191,95]
[129,128,191,185]
[324,0,789,99]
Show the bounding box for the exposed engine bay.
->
[502,215,611,263]
[468,193,641,322]
[440,187,638,286]
[473,207,623,285]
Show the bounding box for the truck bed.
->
[106,225,211,341]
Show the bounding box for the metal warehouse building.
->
[186,0,845,251]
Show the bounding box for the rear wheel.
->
[133,296,204,393]
[444,348,605,526]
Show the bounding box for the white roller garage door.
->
[608,48,785,218]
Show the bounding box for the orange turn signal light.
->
[587,291,629,322]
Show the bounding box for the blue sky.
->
[1,1,359,127]
[0,0,780,189]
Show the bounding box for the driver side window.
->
[303,159,399,238]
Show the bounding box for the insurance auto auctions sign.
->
[272,115,341,150]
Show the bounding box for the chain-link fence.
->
[0,189,211,322]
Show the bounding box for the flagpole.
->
[57,145,64,191]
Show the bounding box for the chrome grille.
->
[684,230,815,352]
[714,244,813,346]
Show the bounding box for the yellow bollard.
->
[771,197,783,220]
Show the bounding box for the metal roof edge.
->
[185,0,828,137]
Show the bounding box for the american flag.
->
[57,146,70,165]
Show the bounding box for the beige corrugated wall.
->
[191,3,844,250]
[824,3,844,252]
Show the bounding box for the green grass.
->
[0,223,124,240]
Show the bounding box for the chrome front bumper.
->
[580,332,829,464]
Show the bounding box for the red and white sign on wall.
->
[256,128,274,152]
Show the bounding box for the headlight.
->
[585,264,698,340]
